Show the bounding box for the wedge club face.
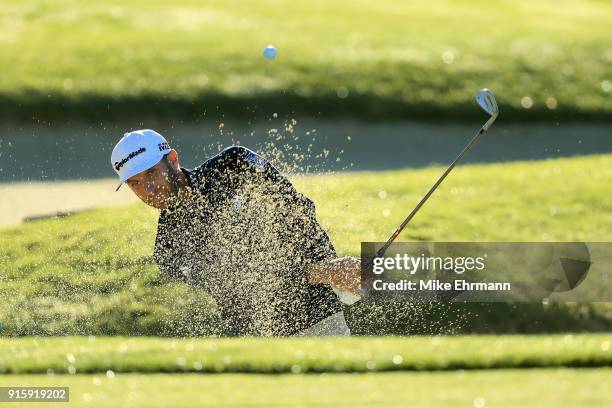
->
[475,88,498,116]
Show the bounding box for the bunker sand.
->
[0,179,136,227]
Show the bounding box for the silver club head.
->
[475,88,499,118]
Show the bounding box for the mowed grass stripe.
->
[1,335,611,374]
[1,369,610,407]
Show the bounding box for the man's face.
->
[126,153,183,210]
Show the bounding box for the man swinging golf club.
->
[111,130,362,337]
[111,90,498,335]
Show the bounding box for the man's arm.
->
[219,147,362,298]
[220,146,364,303]
[306,256,363,303]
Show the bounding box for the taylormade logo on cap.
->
[114,146,147,171]
[111,129,172,191]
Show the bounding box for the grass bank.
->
[1,335,611,374]
[0,0,611,122]
[0,154,610,335]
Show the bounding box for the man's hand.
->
[306,257,363,304]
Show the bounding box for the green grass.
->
[0,154,611,335]
[1,369,609,408]
[2,336,611,406]
[0,0,611,121]
[1,335,611,374]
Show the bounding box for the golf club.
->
[375,88,499,258]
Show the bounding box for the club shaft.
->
[376,119,494,258]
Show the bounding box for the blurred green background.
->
[0,0,610,121]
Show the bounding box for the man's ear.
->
[166,149,180,169]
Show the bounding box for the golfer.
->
[111,129,361,336]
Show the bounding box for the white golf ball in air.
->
[263,45,277,60]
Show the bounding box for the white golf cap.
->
[111,129,172,191]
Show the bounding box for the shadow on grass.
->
[1,90,608,123]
